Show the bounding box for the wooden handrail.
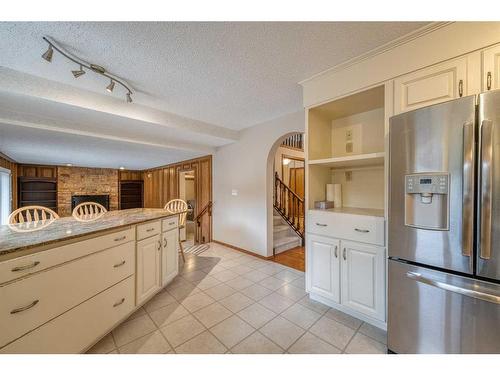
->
[275,173,303,203]
[274,172,304,240]
[195,201,213,226]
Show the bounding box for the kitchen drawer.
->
[0,276,134,353]
[162,216,178,232]
[0,241,135,348]
[307,210,385,246]
[0,227,135,285]
[136,220,161,240]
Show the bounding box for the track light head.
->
[72,65,85,78]
[106,80,115,93]
[126,92,133,103]
[42,45,53,62]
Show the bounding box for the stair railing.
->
[274,172,304,239]
[195,201,212,243]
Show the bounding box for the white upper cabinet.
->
[483,44,500,91]
[341,240,385,321]
[306,234,340,303]
[394,56,467,114]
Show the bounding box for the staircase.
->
[273,210,302,254]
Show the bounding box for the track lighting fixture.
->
[42,44,53,62]
[72,65,85,78]
[106,80,115,92]
[41,36,134,103]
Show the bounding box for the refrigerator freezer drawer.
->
[388,260,500,353]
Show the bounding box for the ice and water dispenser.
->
[404,173,450,230]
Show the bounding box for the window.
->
[0,167,12,225]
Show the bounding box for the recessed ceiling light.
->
[66,163,72,167]
[119,166,125,170]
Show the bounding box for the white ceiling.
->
[0,22,429,168]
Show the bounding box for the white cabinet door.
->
[483,43,500,91]
[136,234,161,305]
[394,56,467,114]
[161,229,178,286]
[340,240,385,321]
[306,234,340,303]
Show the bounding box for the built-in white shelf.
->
[308,152,385,169]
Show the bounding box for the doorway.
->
[178,170,196,249]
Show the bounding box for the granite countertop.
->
[309,207,385,218]
[0,208,177,259]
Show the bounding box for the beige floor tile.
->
[297,295,330,314]
[192,275,222,290]
[160,314,206,347]
[118,330,172,354]
[244,269,270,282]
[148,301,190,327]
[309,316,355,350]
[175,331,227,354]
[143,291,176,313]
[260,316,305,350]
[345,333,387,354]
[273,270,302,282]
[219,292,254,313]
[258,264,284,275]
[181,291,215,312]
[210,315,255,348]
[167,283,202,301]
[290,276,306,289]
[288,332,341,354]
[165,276,192,290]
[203,265,228,275]
[231,331,284,354]
[204,283,237,300]
[258,276,287,291]
[359,322,387,344]
[325,308,363,330]
[124,307,147,323]
[181,269,209,282]
[259,293,295,314]
[230,265,254,275]
[87,333,116,354]
[212,269,239,282]
[224,276,255,290]
[237,303,276,329]
[193,302,233,328]
[108,350,118,354]
[112,314,157,347]
[219,259,240,269]
[275,284,307,301]
[240,283,273,301]
[280,303,322,329]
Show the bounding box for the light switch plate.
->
[231,189,238,196]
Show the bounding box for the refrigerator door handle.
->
[480,120,493,260]
[462,121,474,258]
[406,271,500,304]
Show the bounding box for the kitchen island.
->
[0,208,180,353]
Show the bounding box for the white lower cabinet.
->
[136,234,162,305]
[341,240,385,321]
[161,229,178,286]
[307,234,386,325]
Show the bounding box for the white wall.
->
[213,111,304,257]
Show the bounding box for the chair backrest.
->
[164,199,188,226]
[72,202,108,221]
[8,205,59,224]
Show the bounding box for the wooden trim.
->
[279,144,304,152]
[212,240,273,260]
[147,154,213,172]
[0,151,17,164]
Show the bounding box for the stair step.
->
[273,224,289,233]
[273,235,301,248]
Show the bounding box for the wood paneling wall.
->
[144,155,212,243]
[0,152,18,210]
[119,170,143,181]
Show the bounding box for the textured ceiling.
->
[0,22,428,130]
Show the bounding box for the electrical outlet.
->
[345,171,352,181]
[346,129,353,141]
[345,142,353,153]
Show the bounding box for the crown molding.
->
[298,22,453,86]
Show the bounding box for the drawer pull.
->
[10,300,39,314]
[163,238,167,248]
[11,261,40,272]
[114,235,127,242]
[113,298,125,307]
[113,260,126,268]
[334,245,338,258]
[354,228,370,233]
[168,222,175,226]
[343,248,347,261]
[315,223,327,227]
[146,228,155,232]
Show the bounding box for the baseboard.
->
[212,240,273,260]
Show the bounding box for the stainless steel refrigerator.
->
[388,90,500,354]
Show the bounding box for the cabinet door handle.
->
[113,298,125,307]
[113,260,126,268]
[334,245,338,258]
[163,238,167,248]
[343,248,347,261]
[114,235,126,242]
[354,228,370,233]
[11,261,40,272]
[10,300,39,314]
[158,240,162,251]
[458,79,463,97]
[315,223,327,227]
[146,228,155,232]
[487,71,492,90]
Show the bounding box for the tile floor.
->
[87,242,387,354]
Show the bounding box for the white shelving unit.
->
[308,152,385,169]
